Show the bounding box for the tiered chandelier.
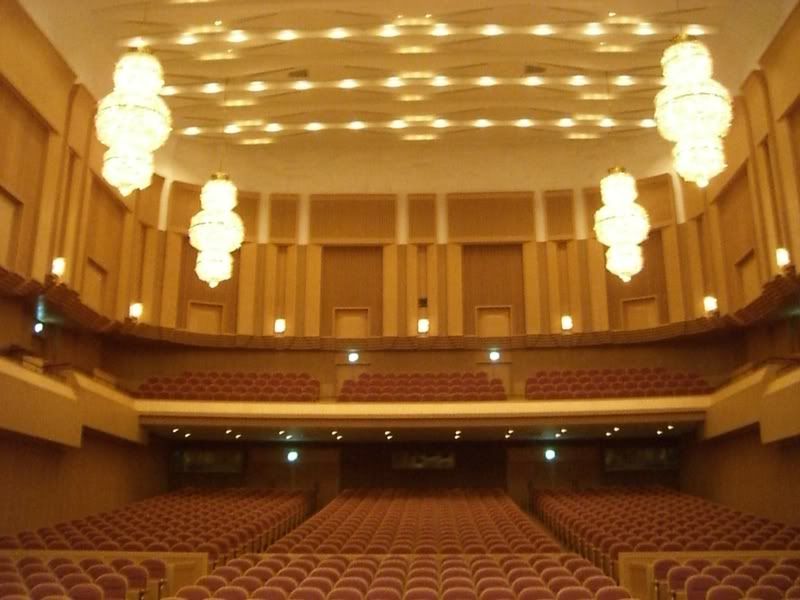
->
[655,36,732,188]
[95,49,172,196]
[189,173,245,288]
[594,167,650,282]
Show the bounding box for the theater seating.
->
[265,489,557,555]
[186,551,637,600]
[525,368,714,399]
[532,487,800,577]
[134,373,320,401]
[0,489,309,562]
[338,373,506,402]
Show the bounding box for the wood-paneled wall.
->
[3,0,800,344]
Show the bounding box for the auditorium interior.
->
[1,0,800,599]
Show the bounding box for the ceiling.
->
[19,0,799,149]
[147,419,698,443]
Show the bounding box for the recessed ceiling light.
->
[454,434,461,440]
[474,118,493,128]
[523,76,544,86]
[478,76,498,87]
[172,428,180,433]
[264,123,283,133]
[184,432,191,438]
[569,75,590,87]
[183,127,201,136]
[276,29,299,41]
[328,27,350,39]
[336,435,343,440]
[293,80,313,91]
[160,86,178,96]
[432,118,450,128]
[285,434,293,440]
[386,435,393,440]
[455,430,462,435]
[640,118,657,128]
[247,81,267,92]
[431,23,450,36]
[225,429,232,435]
[657,430,663,435]
[599,118,616,128]
[667,424,675,430]
[561,428,568,433]
[224,99,256,107]
[403,134,437,141]
[223,124,241,134]
[228,30,248,43]
[386,77,405,88]
[239,138,274,145]
[507,429,514,434]
[390,119,408,129]
[615,75,635,86]
[331,431,338,436]
[278,430,285,435]
[178,33,199,45]
[584,22,605,36]
[558,118,576,128]
[431,75,451,87]
[347,121,367,130]
[555,433,562,438]
[202,82,224,94]
[305,122,324,131]
[235,433,242,439]
[685,24,706,36]
[634,23,655,35]
[504,434,511,439]
[482,24,505,36]
[532,24,555,36]
[613,426,620,432]
[397,46,434,54]
[339,79,359,89]
[605,431,612,437]
[515,118,534,128]
[214,20,223,26]
[380,24,401,37]
[608,11,617,17]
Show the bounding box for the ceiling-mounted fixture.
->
[594,167,650,282]
[95,49,172,196]
[189,173,245,288]
[654,37,732,188]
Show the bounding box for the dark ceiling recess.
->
[288,69,309,79]
[525,65,546,74]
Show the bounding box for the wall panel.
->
[167,182,200,234]
[269,194,298,243]
[85,177,124,315]
[461,244,525,336]
[408,194,436,243]
[447,193,534,242]
[544,190,575,240]
[310,194,395,243]
[320,246,383,337]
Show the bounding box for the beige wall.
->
[0,430,168,534]
[681,427,800,526]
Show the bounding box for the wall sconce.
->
[347,351,360,363]
[417,318,430,334]
[128,302,144,321]
[703,295,719,315]
[776,247,791,269]
[51,257,66,279]
[274,317,287,334]
[561,315,574,331]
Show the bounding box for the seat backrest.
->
[721,574,756,593]
[707,584,745,600]
[251,588,288,600]
[555,586,594,600]
[594,586,632,600]
[745,585,783,600]
[686,574,720,600]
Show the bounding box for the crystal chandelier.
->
[189,173,245,288]
[95,49,172,196]
[654,36,732,188]
[594,168,650,282]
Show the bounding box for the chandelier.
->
[593,168,650,282]
[189,173,245,288]
[654,36,732,188]
[95,49,172,197]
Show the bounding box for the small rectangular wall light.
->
[561,315,574,331]
[703,295,718,314]
[274,318,287,334]
[776,247,791,268]
[129,302,144,320]
[51,257,66,278]
[417,317,430,334]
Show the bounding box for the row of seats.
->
[267,489,559,554]
[0,554,167,600]
[525,369,713,399]
[0,489,309,561]
[531,488,800,576]
[338,372,507,402]
[133,373,320,401]
[658,557,800,600]
[175,552,637,600]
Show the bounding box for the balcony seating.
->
[338,373,506,402]
[134,373,320,402]
[525,368,714,399]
